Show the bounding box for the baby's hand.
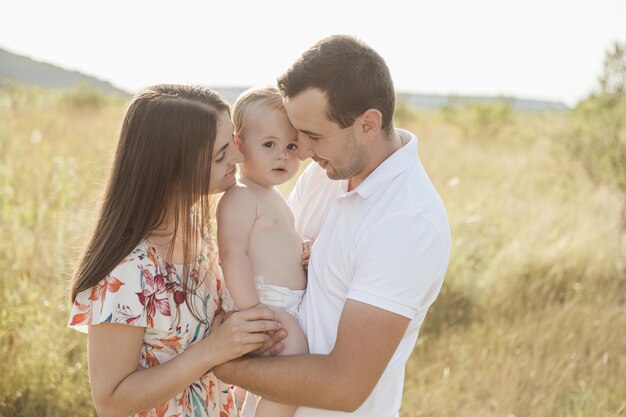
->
[302,239,313,271]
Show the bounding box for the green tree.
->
[567,41,626,191]
[599,41,626,94]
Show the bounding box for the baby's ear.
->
[234,134,243,149]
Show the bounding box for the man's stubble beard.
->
[327,132,369,180]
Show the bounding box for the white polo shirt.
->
[289,129,451,417]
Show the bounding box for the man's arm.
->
[214,299,410,412]
[215,213,446,412]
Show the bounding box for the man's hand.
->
[302,239,314,272]
[251,327,288,356]
[209,299,411,412]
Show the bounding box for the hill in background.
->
[398,92,568,112]
[208,87,568,112]
[0,47,568,111]
[0,47,129,96]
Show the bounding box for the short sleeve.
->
[68,244,174,334]
[347,213,447,319]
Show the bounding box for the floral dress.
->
[68,239,238,417]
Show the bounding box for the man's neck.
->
[348,129,405,191]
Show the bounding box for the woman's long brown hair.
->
[70,85,229,322]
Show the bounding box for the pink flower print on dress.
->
[173,290,185,306]
[136,267,171,328]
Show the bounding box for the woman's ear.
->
[360,109,383,137]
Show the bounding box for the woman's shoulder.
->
[68,240,169,332]
[111,239,160,278]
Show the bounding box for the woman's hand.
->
[206,304,283,366]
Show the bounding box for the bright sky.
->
[2,0,625,106]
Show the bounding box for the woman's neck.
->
[146,211,188,264]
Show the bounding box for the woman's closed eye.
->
[215,150,226,163]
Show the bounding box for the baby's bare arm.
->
[217,186,260,309]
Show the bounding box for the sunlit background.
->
[2,0,625,104]
[1,2,625,417]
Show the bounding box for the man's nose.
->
[297,132,314,161]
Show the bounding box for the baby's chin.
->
[267,175,297,187]
[259,171,298,187]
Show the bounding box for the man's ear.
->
[360,109,383,137]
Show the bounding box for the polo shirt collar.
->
[346,129,417,199]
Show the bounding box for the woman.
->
[69,84,282,417]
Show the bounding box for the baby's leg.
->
[268,306,308,355]
[254,307,308,417]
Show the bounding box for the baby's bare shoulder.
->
[220,183,255,202]
[217,184,258,215]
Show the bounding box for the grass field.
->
[0,87,624,417]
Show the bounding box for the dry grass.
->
[400,110,626,416]
[0,89,624,417]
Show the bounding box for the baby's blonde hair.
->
[232,86,286,140]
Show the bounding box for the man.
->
[215,34,451,417]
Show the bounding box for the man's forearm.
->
[214,353,356,412]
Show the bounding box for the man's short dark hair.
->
[277,35,395,132]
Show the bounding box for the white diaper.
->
[221,276,304,317]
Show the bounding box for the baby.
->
[217,86,309,417]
